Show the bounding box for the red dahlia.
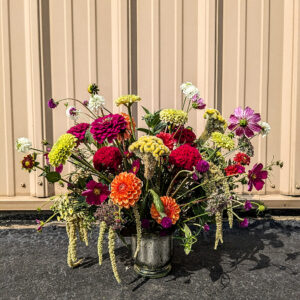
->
[233,152,250,165]
[225,164,245,176]
[156,132,175,150]
[93,146,122,172]
[173,127,196,145]
[169,144,201,170]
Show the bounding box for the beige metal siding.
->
[0,0,299,209]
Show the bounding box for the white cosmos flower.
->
[259,121,271,137]
[180,82,199,99]
[66,106,80,120]
[88,94,105,111]
[16,137,32,153]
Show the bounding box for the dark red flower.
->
[67,123,90,142]
[156,132,175,150]
[248,163,268,191]
[129,159,140,174]
[233,152,250,166]
[21,154,36,172]
[225,164,245,176]
[173,127,196,145]
[169,144,201,170]
[93,146,122,172]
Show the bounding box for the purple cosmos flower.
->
[196,160,210,173]
[247,163,268,191]
[55,164,63,174]
[82,180,110,205]
[141,219,150,229]
[48,98,57,109]
[90,114,127,144]
[239,218,249,228]
[203,224,210,232]
[129,160,140,175]
[35,219,41,224]
[228,106,261,138]
[83,100,89,106]
[191,94,206,110]
[161,217,173,229]
[244,200,252,211]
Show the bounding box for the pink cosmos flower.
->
[129,160,140,174]
[191,94,206,110]
[82,180,110,205]
[247,163,268,191]
[228,107,261,138]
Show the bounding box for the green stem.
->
[127,105,136,140]
[171,175,192,198]
[183,212,208,223]
[166,170,192,196]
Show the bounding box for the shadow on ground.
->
[0,219,300,300]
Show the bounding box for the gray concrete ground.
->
[0,219,300,300]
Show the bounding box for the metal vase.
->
[131,233,173,278]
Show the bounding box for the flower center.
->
[70,108,77,116]
[239,119,248,127]
[251,174,257,180]
[93,188,101,195]
[25,161,31,167]
[118,183,127,192]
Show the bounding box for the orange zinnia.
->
[117,113,136,141]
[150,196,180,225]
[110,172,142,209]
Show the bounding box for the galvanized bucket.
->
[131,233,173,278]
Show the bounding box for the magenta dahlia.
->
[67,123,90,142]
[228,107,261,138]
[90,114,127,144]
[82,180,110,205]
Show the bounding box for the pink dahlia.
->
[67,123,90,142]
[228,107,261,138]
[156,132,175,150]
[247,163,268,191]
[90,114,127,144]
[93,146,122,172]
[82,180,110,205]
[169,144,202,170]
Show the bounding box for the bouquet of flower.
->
[17,82,282,283]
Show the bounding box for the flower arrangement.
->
[17,82,283,283]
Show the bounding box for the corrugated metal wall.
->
[0,0,299,209]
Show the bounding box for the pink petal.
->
[248,123,261,132]
[235,127,245,136]
[244,106,254,118]
[248,113,261,123]
[248,181,253,191]
[253,163,263,173]
[82,190,92,196]
[244,127,254,138]
[253,179,265,191]
[228,123,238,131]
[234,107,243,118]
[229,115,240,124]
[258,170,268,179]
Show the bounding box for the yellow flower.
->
[159,109,188,126]
[48,134,77,167]
[129,136,169,161]
[115,95,141,107]
[211,132,235,150]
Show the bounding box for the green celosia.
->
[48,133,77,167]
[211,132,235,150]
[160,109,188,126]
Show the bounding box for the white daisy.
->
[88,94,105,111]
[259,121,271,137]
[180,82,199,99]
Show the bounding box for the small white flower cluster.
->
[66,106,81,120]
[88,94,105,112]
[16,137,32,153]
[259,121,271,138]
[180,82,199,99]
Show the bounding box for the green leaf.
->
[46,172,61,183]
[182,224,195,255]
[137,128,151,134]
[142,106,151,115]
[85,128,94,143]
[149,189,166,218]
